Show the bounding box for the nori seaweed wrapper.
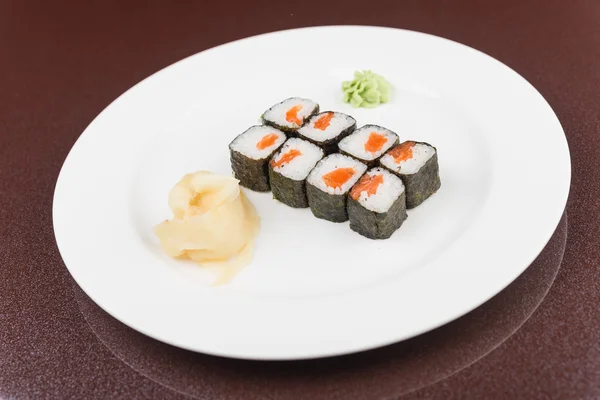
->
[401,151,441,208]
[262,98,319,135]
[229,148,272,192]
[297,112,356,155]
[306,182,349,222]
[268,165,309,208]
[380,143,441,208]
[347,192,408,239]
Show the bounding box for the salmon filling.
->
[271,149,302,168]
[350,173,384,200]
[322,167,355,189]
[285,105,303,126]
[313,112,334,130]
[256,133,279,150]
[388,141,415,163]
[364,132,388,154]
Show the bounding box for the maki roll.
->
[297,111,357,154]
[268,138,324,208]
[379,141,441,208]
[306,154,367,222]
[347,168,407,239]
[229,125,286,192]
[262,97,319,134]
[338,124,399,167]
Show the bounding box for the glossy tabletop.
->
[1,1,599,399]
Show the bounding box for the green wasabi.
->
[342,70,392,108]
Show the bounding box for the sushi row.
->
[228,97,441,239]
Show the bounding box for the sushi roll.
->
[229,125,286,192]
[297,111,357,154]
[379,141,441,208]
[268,138,324,208]
[338,125,399,167]
[262,97,319,134]
[347,168,407,240]
[306,154,367,222]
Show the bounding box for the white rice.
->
[297,112,356,142]
[263,98,319,129]
[380,142,435,175]
[351,168,405,213]
[307,154,367,195]
[271,138,324,181]
[229,125,286,160]
[338,125,398,161]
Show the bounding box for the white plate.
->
[53,26,570,360]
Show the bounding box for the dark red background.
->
[1,1,599,399]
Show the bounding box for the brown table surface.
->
[1,1,599,399]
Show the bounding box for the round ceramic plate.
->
[53,26,570,360]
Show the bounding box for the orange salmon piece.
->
[313,112,334,130]
[256,133,279,150]
[388,141,415,163]
[271,149,302,168]
[322,167,355,189]
[364,132,388,154]
[285,105,303,126]
[350,173,384,200]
